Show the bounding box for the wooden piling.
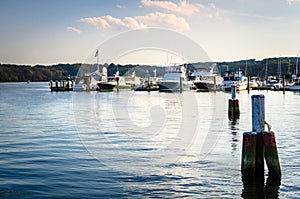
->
[283,75,285,94]
[228,85,240,120]
[252,95,265,132]
[263,131,281,179]
[255,133,265,179]
[231,85,236,100]
[251,95,265,179]
[180,77,183,93]
[241,132,257,181]
[247,76,250,94]
[147,73,150,92]
[242,95,281,182]
[116,76,120,92]
[213,76,217,91]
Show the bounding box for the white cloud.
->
[140,0,220,18]
[116,4,126,9]
[287,0,300,4]
[80,12,190,32]
[67,26,81,34]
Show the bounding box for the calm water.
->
[0,82,299,198]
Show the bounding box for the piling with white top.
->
[241,95,281,181]
[228,85,240,121]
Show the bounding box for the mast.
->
[278,58,282,78]
[94,49,99,72]
[97,50,99,72]
[245,59,248,77]
[296,54,299,75]
[265,60,268,79]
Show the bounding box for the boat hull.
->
[157,81,189,92]
[97,82,116,92]
[288,85,300,91]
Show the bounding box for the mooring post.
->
[213,76,217,91]
[283,75,285,94]
[251,95,265,179]
[116,76,120,92]
[180,77,183,93]
[247,76,250,94]
[231,85,236,100]
[263,131,281,180]
[228,85,240,120]
[147,72,150,92]
[241,132,257,180]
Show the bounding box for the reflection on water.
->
[242,177,281,199]
[229,120,239,157]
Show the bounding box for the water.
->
[0,82,299,198]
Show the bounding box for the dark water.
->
[0,82,299,198]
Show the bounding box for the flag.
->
[94,49,99,57]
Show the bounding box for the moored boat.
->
[192,64,223,91]
[288,76,300,91]
[221,70,248,91]
[157,65,189,92]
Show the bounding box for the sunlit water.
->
[0,82,299,198]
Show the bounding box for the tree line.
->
[0,57,299,82]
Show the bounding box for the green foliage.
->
[0,64,81,82]
[0,57,298,82]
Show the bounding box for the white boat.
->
[267,77,283,90]
[192,64,223,91]
[288,77,300,91]
[222,70,248,91]
[249,77,260,88]
[157,65,190,92]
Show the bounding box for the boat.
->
[266,76,283,90]
[49,78,74,92]
[288,56,300,91]
[288,76,300,91]
[96,68,117,92]
[249,77,260,88]
[192,64,223,91]
[157,65,190,92]
[134,83,159,91]
[221,70,248,91]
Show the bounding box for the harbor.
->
[0,82,299,198]
[2,0,300,197]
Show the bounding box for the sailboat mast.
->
[278,58,282,78]
[296,54,299,75]
[97,51,99,72]
[265,60,268,79]
[245,59,248,77]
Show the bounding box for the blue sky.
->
[0,0,300,65]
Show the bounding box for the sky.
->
[0,0,300,65]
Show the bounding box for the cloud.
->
[140,0,220,17]
[80,12,190,32]
[116,4,126,9]
[67,26,81,34]
[287,0,300,4]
